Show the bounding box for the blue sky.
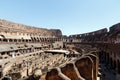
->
[0,0,120,35]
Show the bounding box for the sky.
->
[0,0,120,35]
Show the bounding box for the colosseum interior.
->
[0,19,120,80]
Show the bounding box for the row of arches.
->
[99,51,120,74]
[0,37,64,43]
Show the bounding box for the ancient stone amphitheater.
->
[0,19,120,80]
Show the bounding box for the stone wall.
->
[0,19,62,37]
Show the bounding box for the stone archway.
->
[117,60,120,74]
[113,60,116,70]
[106,52,110,64]
[110,58,112,68]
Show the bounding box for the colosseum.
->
[0,19,120,80]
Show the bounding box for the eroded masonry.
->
[0,19,120,80]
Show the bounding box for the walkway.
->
[100,63,117,80]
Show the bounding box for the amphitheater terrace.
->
[0,19,120,80]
